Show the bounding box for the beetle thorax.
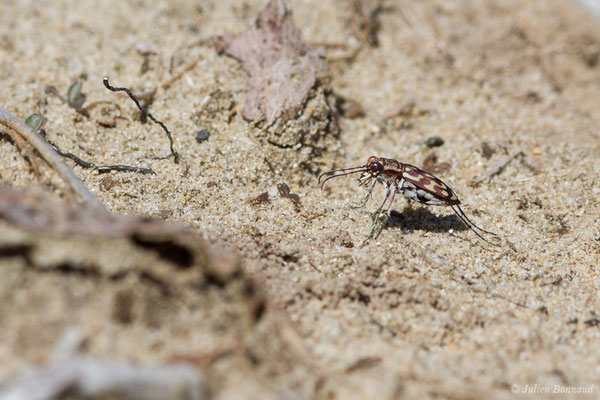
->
[376,172,397,187]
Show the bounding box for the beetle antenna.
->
[319,166,366,190]
[451,205,500,246]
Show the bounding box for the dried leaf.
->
[214,0,325,124]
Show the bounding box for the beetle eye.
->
[371,162,383,173]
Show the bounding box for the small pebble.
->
[252,192,270,204]
[481,142,496,159]
[340,99,365,119]
[424,136,444,147]
[99,176,120,191]
[195,129,211,143]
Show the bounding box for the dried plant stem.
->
[471,149,523,186]
[161,57,199,90]
[103,77,180,164]
[0,106,105,210]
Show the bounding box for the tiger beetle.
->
[319,156,500,246]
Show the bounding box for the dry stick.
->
[0,106,106,210]
[161,57,199,90]
[471,149,523,185]
[161,37,212,88]
[5,124,45,177]
[103,77,180,164]
[44,135,155,175]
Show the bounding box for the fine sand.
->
[1,0,599,399]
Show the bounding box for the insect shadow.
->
[384,206,468,234]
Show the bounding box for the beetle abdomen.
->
[401,164,460,205]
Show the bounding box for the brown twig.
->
[3,124,45,177]
[470,149,524,186]
[351,0,392,47]
[103,77,180,164]
[0,106,105,210]
[42,133,154,175]
[161,57,200,90]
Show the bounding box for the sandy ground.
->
[1,0,600,399]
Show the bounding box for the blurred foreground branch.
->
[0,338,207,400]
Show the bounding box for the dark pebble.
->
[424,136,444,147]
[195,129,211,143]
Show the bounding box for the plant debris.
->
[0,106,105,209]
[24,112,45,131]
[214,0,325,125]
[103,76,180,164]
[67,81,87,110]
[481,142,497,159]
[25,112,154,175]
[46,82,123,124]
[350,0,393,47]
[40,128,154,175]
[470,149,524,186]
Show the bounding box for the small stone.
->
[481,142,496,159]
[424,136,444,147]
[195,129,211,143]
[250,192,270,204]
[99,176,120,191]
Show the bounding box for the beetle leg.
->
[363,184,393,244]
[354,179,377,209]
[373,189,397,240]
[450,205,500,247]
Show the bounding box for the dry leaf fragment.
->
[214,0,325,124]
[481,142,496,159]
